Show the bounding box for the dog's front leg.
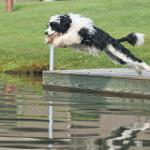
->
[52,36,64,48]
[53,32,81,48]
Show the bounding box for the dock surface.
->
[43,68,150,99]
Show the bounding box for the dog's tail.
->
[117,33,145,46]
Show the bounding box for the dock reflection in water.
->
[0,74,150,150]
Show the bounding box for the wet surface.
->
[0,73,150,150]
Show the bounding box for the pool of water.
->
[0,73,150,150]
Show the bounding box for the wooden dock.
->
[43,68,150,99]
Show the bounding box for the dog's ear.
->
[59,14,72,33]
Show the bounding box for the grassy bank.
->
[0,0,150,74]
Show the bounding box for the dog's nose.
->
[45,31,48,35]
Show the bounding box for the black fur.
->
[78,27,142,64]
[49,14,72,34]
[79,27,110,50]
[117,33,138,46]
[46,13,147,73]
[105,49,126,64]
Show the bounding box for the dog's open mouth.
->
[45,32,59,44]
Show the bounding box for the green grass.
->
[0,0,150,74]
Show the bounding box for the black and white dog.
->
[45,13,150,75]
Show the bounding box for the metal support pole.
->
[48,101,53,139]
[49,45,54,71]
[48,101,53,148]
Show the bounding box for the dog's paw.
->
[45,37,53,44]
[52,39,63,48]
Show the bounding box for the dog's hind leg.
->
[129,62,150,75]
[136,61,150,72]
[105,44,150,75]
[129,65,142,75]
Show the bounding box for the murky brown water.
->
[0,73,150,150]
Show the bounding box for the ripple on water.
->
[0,73,150,150]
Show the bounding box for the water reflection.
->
[45,91,150,150]
[0,73,150,149]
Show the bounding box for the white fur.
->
[46,27,55,36]
[69,13,95,34]
[107,44,134,63]
[46,14,150,74]
[107,44,150,73]
[50,15,61,23]
[88,47,100,56]
[138,62,150,71]
[52,31,82,47]
[48,14,95,47]
[134,33,145,46]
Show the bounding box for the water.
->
[0,73,150,150]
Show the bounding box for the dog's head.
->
[45,14,72,43]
